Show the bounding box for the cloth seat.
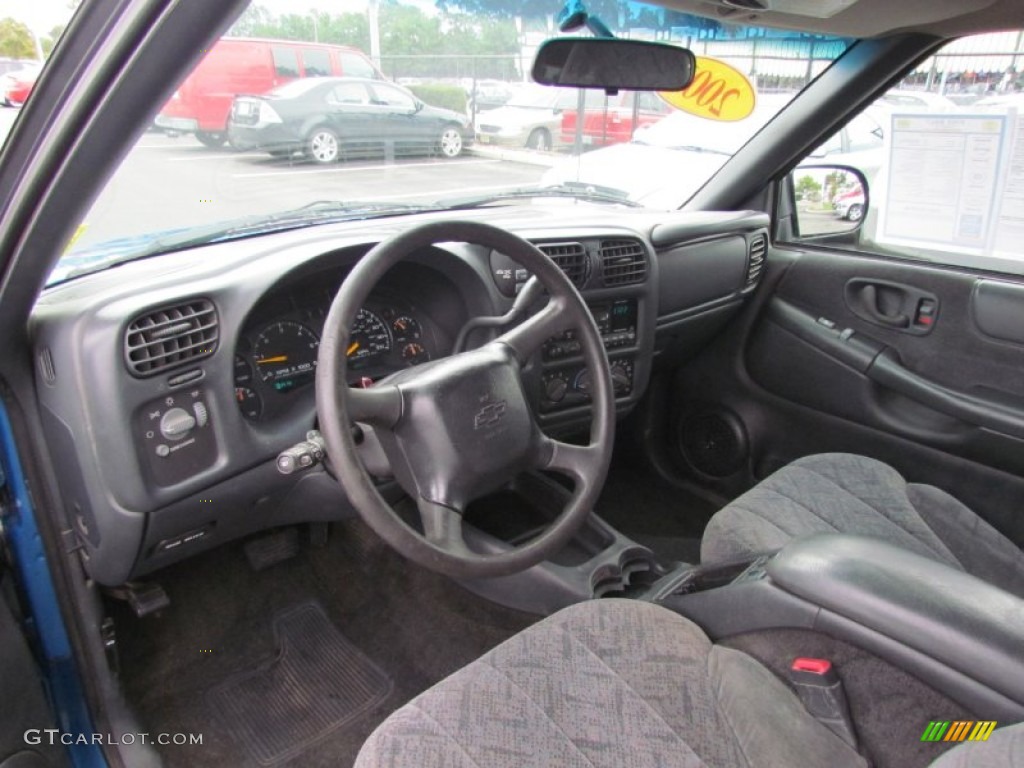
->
[355,599,1023,767]
[700,453,1024,597]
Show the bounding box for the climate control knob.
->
[159,407,197,441]
[545,375,569,402]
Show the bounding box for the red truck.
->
[560,90,670,148]
[155,37,382,147]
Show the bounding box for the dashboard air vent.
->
[125,299,219,377]
[538,242,588,287]
[746,233,767,286]
[600,239,647,286]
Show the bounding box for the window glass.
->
[271,46,299,78]
[328,82,370,105]
[45,3,851,284]
[370,83,415,110]
[302,48,332,77]
[792,30,1024,275]
[340,52,377,79]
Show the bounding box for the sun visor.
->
[707,0,859,18]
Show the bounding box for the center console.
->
[540,298,639,412]
[651,534,1024,721]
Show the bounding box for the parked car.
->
[560,90,672,147]
[475,84,579,150]
[1,62,42,107]
[879,89,958,109]
[227,77,472,162]
[542,98,896,209]
[156,37,382,147]
[466,79,516,113]
[542,96,791,207]
[834,185,866,220]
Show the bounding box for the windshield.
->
[2,1,853,283]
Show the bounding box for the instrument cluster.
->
[233,285,438,422]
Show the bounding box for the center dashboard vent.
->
[600,239,647,286]
[746,233,767,286]
[124,298,219,377]
[538,242,589,287]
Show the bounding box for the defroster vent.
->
[601,239,647,286]
[746,233,767,286]
[538,242,588,287]
[125,299,219,377]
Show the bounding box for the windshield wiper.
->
[53,200,445,283]
[444,184,640,209]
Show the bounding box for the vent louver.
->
[746,234,767,286]
[538,242,588,287]
[600,239,647,286]
[125,299,219,377]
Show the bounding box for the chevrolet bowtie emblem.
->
[474,400,507,429]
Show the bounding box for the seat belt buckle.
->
[789,657,859,750]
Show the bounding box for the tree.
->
[42,24,67,56]
[823,170,850,203]
[795,174,822,202]
[0,18,36,59]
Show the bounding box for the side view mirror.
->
[789,164,870,240]
[413,100,424,113]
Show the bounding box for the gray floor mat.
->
[207,601,393,766]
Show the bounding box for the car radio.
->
[542,298,637,360]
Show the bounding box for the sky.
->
[0,0,73,34]
[0,0,433,35]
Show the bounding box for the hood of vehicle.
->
[541,142,732,209]
[477,105,556,128]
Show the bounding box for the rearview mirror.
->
[532,38,695,91]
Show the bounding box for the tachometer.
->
[253,321,320,390]
[346,308,392,369]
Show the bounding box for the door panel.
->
[0,586,64,766]
[667,245,1024,548]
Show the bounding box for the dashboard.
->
[233,274,445,423]
[30,205,768,586]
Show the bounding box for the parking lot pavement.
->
[799,209,862,235]
[71,133,551,251]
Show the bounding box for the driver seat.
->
[354,599,1020,767]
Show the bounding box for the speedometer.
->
[253,321,320,391]
[346,309,392,369]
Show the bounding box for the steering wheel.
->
[315,220,615,579]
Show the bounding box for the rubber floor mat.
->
[207,601,393,765]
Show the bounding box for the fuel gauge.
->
[392,315,421,341]
[235,387,262,420]
[402,342,430,366]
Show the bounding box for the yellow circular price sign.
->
[659,56,756,122]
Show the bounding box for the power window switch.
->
[915,299,937,327]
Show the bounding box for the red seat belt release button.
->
[789,657,859,751]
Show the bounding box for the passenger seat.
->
[700,453,1024,597]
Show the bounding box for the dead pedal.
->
[245,528,300,571]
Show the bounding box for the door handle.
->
[858,284,910,328]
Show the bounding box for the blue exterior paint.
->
[0,400,107,767]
